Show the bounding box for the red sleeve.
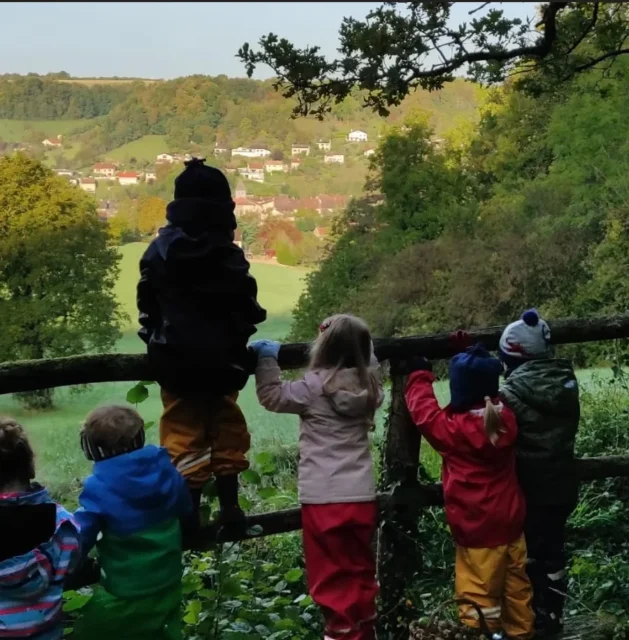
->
[404,371,458,454]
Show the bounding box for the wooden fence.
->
[3,313,629,638]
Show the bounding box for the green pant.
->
[73,584,182,640]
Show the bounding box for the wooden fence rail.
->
[5,313,629,636]
[2,314,629,394]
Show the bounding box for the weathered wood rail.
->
[2,314,629,394]
[4,313,629,638]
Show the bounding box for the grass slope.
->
[106,135,168,164]
[0,243,309,500]
[0,119,87,141]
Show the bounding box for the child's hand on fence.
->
[448,330,472,354]
[249,340,281,360]
[392,356,433,376]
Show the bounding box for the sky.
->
[1,2,537,80]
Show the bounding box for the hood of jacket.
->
[503,358,579,417]
[322,367,381,418]
[155,197,237,262]
[91,445,184,510]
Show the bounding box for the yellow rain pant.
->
[160,389,251,489]
[455,534,535,640]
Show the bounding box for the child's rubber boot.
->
[181,486,202,549]
[213,474,247,538]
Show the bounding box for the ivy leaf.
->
[258,487,278,500]
[241,469,261,485]
[144,421,155,431]
[126,383,149,404]
[284,568,303,583]
[63,593,92,612]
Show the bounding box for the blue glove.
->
[249,339,281,360]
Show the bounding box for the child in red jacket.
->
[403,343,534,640]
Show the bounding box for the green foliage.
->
[239,3,629,118]
[0,154,125,406]
[181,543,319,639]
[290,56,629,355]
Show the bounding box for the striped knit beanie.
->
[499,309,551,361]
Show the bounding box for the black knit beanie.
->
[174,157,232,201]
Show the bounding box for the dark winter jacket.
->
[500,359,580,507]
[137,197,267,395]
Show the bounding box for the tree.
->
[239,2,629,118]
[0,155,125,407]
[137,196,167,235]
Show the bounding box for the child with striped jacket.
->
[0,417,81,640]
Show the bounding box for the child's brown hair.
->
[0,417,36,489]
[80,405,145,462]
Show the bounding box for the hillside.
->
[0,73,482,179]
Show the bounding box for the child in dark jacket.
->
[499,309,580,636]
[403,344,534,640]
[0,417,81,640]
[137,158,267,536]
[73,406,191,640]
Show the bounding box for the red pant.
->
[302,502,379,640]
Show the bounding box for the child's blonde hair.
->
[483,397,505,446]
[310,314,380,423]
[0,417,35,489]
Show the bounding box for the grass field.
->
[0,243,309,501]
[0,119,87,141]
[0,241,620,506]
[106,135,168,164]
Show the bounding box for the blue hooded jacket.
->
[75,445,191,553]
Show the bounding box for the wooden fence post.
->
[376,366,423,639]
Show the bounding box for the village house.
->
[235,181,247,199]
[231,146,271,158]
[96,199,118,221]
[79,177,96,194]
[291,143,310,156]
[347,129,368,143]
[264,160,288,173]
[145,166,157,183]
[42,136,62,148]
[317,140,332,151]
[364,147,376,157]
[93,162,117,178]
[117,171,140,186]
[55,169,74,177]
[324,153,345,164]
[290,157,302,170]
[213,144,229,155]
[156,153,174,163]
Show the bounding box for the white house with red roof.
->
[117,171,140,186]
[347,129,368,143]
[42,136,62,148]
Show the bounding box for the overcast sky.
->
[1,2,537,79]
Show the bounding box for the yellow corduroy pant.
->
[160,389,251,489]
[455,534,535,640]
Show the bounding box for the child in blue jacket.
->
[73,405,192,640]
[0,417,81,640]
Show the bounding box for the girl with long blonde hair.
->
[250,314,383,640]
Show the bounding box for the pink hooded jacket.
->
[255,356,384,504]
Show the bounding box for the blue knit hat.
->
[449,344,502,412]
